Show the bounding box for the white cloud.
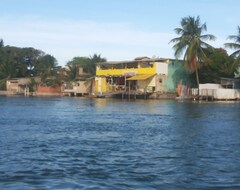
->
[3,17,229,66]
[0,17,176,65]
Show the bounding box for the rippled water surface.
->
[0,96,240,190]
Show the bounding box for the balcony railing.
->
[96,67,156,76]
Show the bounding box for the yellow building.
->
[95,57,168,98]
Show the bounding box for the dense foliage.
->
[66,54,106,81]
[224,26,240,76]
[0,41,58,89]
[199,48,237,83]
[170,16,240,90]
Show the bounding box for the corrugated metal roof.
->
[96,58,168,65]
[127,74,155,81]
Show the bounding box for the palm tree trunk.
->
[193,53,200,98]
[90,78,93,96]
[195,68,200,97]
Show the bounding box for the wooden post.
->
[134,84,137,100]
[144,87,147,99]
[123,76,126,100]
[25,87,29,96]
[128,81,130,100]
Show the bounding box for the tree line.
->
[0,40,106,90]
[0,42,58,89]
[0,15,239,91]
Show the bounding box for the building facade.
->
[95,57,169,97]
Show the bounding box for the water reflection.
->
[0,97,240,189]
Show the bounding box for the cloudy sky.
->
[1,0,240,65]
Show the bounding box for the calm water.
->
[0,96,240,190]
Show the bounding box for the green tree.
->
[35,54,59,86]
[0,43,58,89]
[66,56,90,81]
[65,54,106,94]
[88,54,106,75]
[199,48,236,83]
[0,39,4,48]
[169,16,216,93]
[0,60,16,89]
[0,46,45,78]
[0,46,19,89]
[66,63,80,81]
[66,54,106,80]
[21,47,45,77]
[224,26,240,76]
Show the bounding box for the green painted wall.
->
[235,67,240,77]
[164,60,193,92]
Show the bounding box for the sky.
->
[1,0,240,66]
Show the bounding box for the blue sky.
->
[1,0,240,66]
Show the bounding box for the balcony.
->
[96,67,156,76]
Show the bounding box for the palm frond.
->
[227,35,240,42]
[230,49,240,57]
[226,26,240,43]
[174,28,185,35]
[224,42,240,50]
[200,41,214,49]
[197,47,208,63]
[173,44,187,58]
[225,27,240,60]
[169,37,182,44]
[200,34,216,41]
[200,22,207,32]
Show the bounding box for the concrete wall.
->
[199,83,222,90]
[155,74,166,92]
[156,62,168,75]
[73,81,91,93]
[37,85,62,95]
[214,89,240,99]
[6,81,19,92]
[95,77,107,93]
[199,83,240,100]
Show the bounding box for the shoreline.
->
[1,90,240,102]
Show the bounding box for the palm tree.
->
[66,63,79,82]
[224,26,240,75]
[0,39,3,48]
[169,16,216,95]
[88,54,106,76]
[66,54,106,78]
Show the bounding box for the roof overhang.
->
[96,58,168,65]
[127,74,155,81]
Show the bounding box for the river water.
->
[0,96,240,190]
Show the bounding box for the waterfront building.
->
[62,80,93,97]
[95,57,186,98]
[62,66,94,97]
[6,77,62,96]
[6,78,31,95]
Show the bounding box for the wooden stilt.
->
[128,81,130,100]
